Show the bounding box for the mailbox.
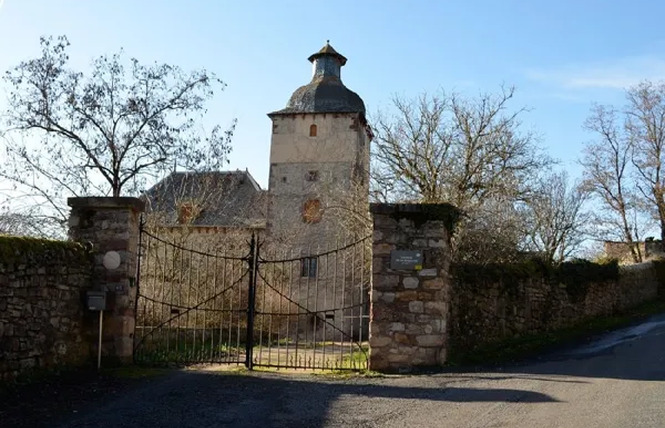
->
[86,290,107,311]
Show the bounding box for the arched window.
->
[309,124,317,137]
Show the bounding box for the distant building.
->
[603,239,664,263]
[144,42,371,249]
[143,169,266,232]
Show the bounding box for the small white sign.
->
[103,251,121,270]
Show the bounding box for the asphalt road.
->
[59,314,665,428]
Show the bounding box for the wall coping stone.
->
[68,197,145,212]
[370,203,461,230]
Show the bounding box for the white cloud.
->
[526,55,665,90]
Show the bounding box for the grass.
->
[341,344,369,368]
[310,369,384,379]
[447,299,665,366]
[202,364,384,379]
[134,338,246,365]
[135,337,371,374]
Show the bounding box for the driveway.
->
[7,313,665,428]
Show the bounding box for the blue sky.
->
[1,0,664,188]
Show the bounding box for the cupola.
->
[269,42,365,116]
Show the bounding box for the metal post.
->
[97,310,103,370]
[245,233,258,369]
[132,215,144,363]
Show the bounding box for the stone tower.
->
[267,42,372,250]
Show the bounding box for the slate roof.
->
[274,80,366,116]
[143,170,266,228]
[307,43,347,65]
[270,43,366,116]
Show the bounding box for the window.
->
[306,170,319,181]
[177,203,195,224]
[309,124,317,137]
[301,257,318,278]
[302,199,323,223]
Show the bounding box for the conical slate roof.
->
[269,42,365,116]
[308,43,347,65]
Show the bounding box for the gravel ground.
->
[2,313,665,428]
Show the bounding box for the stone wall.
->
[369,203,459,372]
[369,202,664,371]
[449,260,662,357]
[0,237,93,381]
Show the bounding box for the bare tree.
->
[453,196,526,263]
[580,104,645,263]
[0,191,64,237]
[625,81,665,246]
[372,87,550,262]
[372,87,547,208]
[520,171,589,264]
[0,206,34,236]
[0,35,234,234]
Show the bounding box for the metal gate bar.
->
[251,236,370,370]
[134,221,370,371]
[134,227,249,365]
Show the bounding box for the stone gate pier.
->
[369,203,459,372]
[68,197,144,363]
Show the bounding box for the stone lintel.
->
[67,197,145,213]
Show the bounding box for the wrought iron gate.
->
[134,224,370,371]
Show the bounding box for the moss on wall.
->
[554,259,619,302]
[452,258,619,302]
[448,257,656,363]
[0,235,90,266]
[453,258,548,285]
[0,235,95,382]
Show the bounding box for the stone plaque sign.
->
[390,250,423,270]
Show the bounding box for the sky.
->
[1,0,665,189]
